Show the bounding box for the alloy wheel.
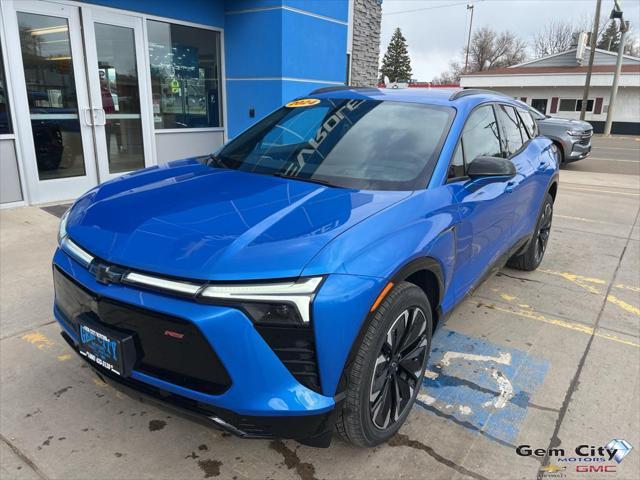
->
[535,202,553,263]
[369,306,428,430]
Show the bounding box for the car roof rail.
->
[309,85,379,95]
[449,89,507,101]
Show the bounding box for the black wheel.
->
[507,193,554,271]
[336,282,432,447]
[553,143,566,168]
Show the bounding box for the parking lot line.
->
[471,300,640,349]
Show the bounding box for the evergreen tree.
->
[598,20,621,51]
[379,28,412,83]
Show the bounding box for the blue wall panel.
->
[224,9,282,78]
[83,0,225,27]
[281,9,347,81]
[284,0,349,21]
[225,80,282,137]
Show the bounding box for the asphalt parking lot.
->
[1,136,639,480]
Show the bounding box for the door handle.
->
[92,108,106,126]
[505,180,519,193]
[82,107,93,126]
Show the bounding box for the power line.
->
[383,0,484,16]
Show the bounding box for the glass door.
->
[4,0,99,204]
[81,9,153,182]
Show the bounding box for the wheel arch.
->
[334,256,445,398]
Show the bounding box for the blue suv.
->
[53,87,558,448]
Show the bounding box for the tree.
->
[432,27,527,84]
[379,28,412,82]
[533,21,575,57]
[598,20,640,56]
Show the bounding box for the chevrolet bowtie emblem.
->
[91,263,125,285]
[539,464,565,473]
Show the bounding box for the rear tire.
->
[336,282,432,447]
[507,193,554,271]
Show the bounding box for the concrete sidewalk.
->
[1,166,639,479]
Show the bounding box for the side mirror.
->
[467,156,516,178]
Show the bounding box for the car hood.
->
[67,159,410,281]
[538,117,592,131]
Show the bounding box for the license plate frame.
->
[77,313,136,377]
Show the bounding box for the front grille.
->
[53,267,231,395]
[254,324,321,393]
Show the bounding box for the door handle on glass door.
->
[83,108,93,126]
[92,108,106,126]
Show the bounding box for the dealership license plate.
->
[78,322,125,376]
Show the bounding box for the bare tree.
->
[432,28,527,84]
[464,27,528,71]
[533,21,575,56]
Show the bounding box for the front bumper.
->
[565,132,592,163]
[52,247,383,446]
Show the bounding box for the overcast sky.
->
[380,0,640,81]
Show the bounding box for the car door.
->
[495,104,539,243]
[446,103,516,301]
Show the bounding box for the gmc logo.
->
[576,465,616,473]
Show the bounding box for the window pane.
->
[559,99,575,111]
[18,12,86,180]
[517,107,537,138]
[95,23,145,173]
[448,142,465,179]
[0,44,11,134]
[216,99,454,190]
[147,21,222,129]
[575,99,594,112]
[461,105,502,162]
[497,105,524,156]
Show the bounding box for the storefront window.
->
[147,21,222,129]
[0,43,12,134]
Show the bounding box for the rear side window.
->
[517,107,538,138]
[496,105,525,156]
[461,105,502,163]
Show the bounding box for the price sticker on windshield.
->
[285,98,320,108]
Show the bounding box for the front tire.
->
[336,282,432,447]
[507,193,554,271]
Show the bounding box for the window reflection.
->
[0,45,11,134]
[147,21,222,129]
[18,12,86,180]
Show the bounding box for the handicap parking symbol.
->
[417,329,549,446]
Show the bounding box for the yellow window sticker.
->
[285,98,321,108]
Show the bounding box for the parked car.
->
[53,87,558,448]
[527,105,593,166]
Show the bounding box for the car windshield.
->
[212,98,454,190]
[530,107,546,120]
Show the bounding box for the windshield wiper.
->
[272,172,339,188]
[205,153,228,169]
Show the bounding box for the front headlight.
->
[567,130,584,136]
[199,276,323,325]
[58,209,70,245]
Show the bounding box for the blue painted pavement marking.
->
[416,329,549,445]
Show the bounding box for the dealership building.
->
[460,47,640,135]
[0,0,381,207]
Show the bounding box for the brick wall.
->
[351,0,382,87]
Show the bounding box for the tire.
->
[336,281,432,447]
[553,142,566,168]
[507,193,554,271]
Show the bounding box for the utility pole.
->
[580,0,602,121]
[604,18,628,136]
[464,4,475,73]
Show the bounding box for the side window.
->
[447,141,465,180]
[461,105,502,163]
[496,105,524,156]
[517,107,537,138]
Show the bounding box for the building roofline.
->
[510,47,640,68]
